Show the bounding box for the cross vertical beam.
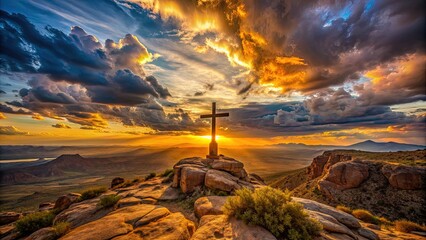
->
[200,102,229,158]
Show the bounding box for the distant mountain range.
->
[274,140,426,152]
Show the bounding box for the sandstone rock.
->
[306,210,357,238]
[381,164,426,190]
[54,198,112,228]
[180,167,206,193]
[54,193,81,211]
[133,184,180,200]
[26,227,56,240]
[309,155,329,179]
[205,169,242,192]
[134,207,170,227]
[358,227,379,240]
[323,161,369,189]
[133,212,195,240]
[60,214,133,240]
[111,177,125,188]
[192,214,277,240]
[39,202,55,211]
[194,196,227,218]
[211,157,245,177]
[0,212,21,225]
[293,197,361,229]
[117,197,142,208]
[249,173,266,185]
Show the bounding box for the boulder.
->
[54,193,81,211]
[39,202,55,211]
[211,157,246,178]
[322,161,369,190]
[134,207,170,227]
[0,212,21,225]
[180,167,206,193]
[26,227,56,240]
[191,215,277,240]
[205,169,242,192]
[381,164,426,190]
[194,196,227,218]
[111,177,125,188]
[0,224,15,238]
[293,197,361,229]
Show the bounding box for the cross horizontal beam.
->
[200,113,229,118]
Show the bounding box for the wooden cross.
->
[200,102,229,159]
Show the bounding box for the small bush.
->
[160,169,173,177]
[145,172,156,181]
[336,205,352,214]
[98,195,121,208]
[15,211,55,235]
[79,187,107,201]
[352,209,380,224]
[395,220,426,233]
[224,187,322,240]
[53,221,71,237]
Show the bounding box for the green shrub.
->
[352,209,380,224]
[160,169,174,177]
[15,211,55,235]
[336,205,352,214]
[53,221,71,237]
[145,172,156,181]
[395,220,426,233]
[224,187,322,240]
[98,195,121,208]
[79,187,107,201]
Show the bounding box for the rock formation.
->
[1,155,425,240]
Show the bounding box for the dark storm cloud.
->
[51,123,71,129]
[0,10,198,131]
[0,103,30,114]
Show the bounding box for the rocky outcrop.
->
[381,164,425,190]
[39,202,55,212]
[308,152,352,179]
[172,156,264,194]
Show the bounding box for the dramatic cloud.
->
[0,10,203,131]
[0,126,29,135]
[133,0,425,96]
[32,113,44,120]
[51,123,71,129]
[0,113,5,119]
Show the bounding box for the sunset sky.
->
[0,0,425,146]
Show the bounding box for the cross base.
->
[206,154,220,159]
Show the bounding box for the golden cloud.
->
[132,0,308,93]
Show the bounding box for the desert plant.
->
[79,187,107,201]
[223,187,322,240]
[145,172,156,180]
[352,209,380,224]
[395,220,426,233]
[15,211,55,235]
[98,195,121,208]
[336,205,352,214]
[53,221,71,237]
